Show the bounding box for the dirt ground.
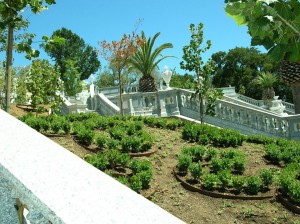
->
[9,105,300,224]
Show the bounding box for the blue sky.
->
[8,0,265,75]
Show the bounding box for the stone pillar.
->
[158,92,167,117]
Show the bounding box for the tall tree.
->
[99,22,144,116]
[225,0,300,113]
[0,0,56,112]
[128,31,174,92]
[211,47,282,100]
[180,23,223,123]
[44,27,101,81]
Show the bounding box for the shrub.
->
[95,133,108,149]
[288,180,300,203]
[71,121,85,135]
[206,148,218,161]
[189,162,203,181]
[218,170,232,188]
[106,138,120,150]
[166,118,182,130]
[109,126,126,141]
[198,134,210,145]
[106,149,129,169]
[25,116,48,132]
[76,127,95,146]
[279,163,300,202]
[130,137,143,153]
[130,175,143,192]
[130,160,152,174]
[211,158,222,173]
[182,145,206,162]
[232,155,247,174]
[50,116,70,134]
[182,122,199,142]
[212,129,244,147]
[245,176,262,195]
[246,135,276,145]
[138,170,153,188]
[95,152,109,171]
[265,144,282,164]
[202,173,221,190]
[232,176,245,193]
[139,131,153,152]
[177,153,192,175]
[259,169,274,188]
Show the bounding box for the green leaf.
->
[292,15,300,33]
[288,43,300,62]
[268,44,286,61]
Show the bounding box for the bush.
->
[85,153,108,171]
[232,155,247,174]
[232,176,244,193]
[130,160,152,174]
[259,169,274,188]
[189,162,203,181]
[206,148,218,161]
[76,127,95,146]
[245,176,262,195]
[198,134,210,145]
[106,149,129,169]
[138,170,153,188]
[109,126,126,141]
[182,145,206,162]
[202,173,221,190]
[130,175,143,192]
[182,122,199,142]
[95,133,108,149]
[25,116,49,132]
[117,176,129,186]
[177,153,192,175]
[218,170,232,188]
[50,116,70,134]
[246,135,276,145]
[265,144,282,164]
[106,138,120,150]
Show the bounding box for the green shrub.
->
[138,170,153,188]
[279,163,300,202]
[198,134,210,145]
[265,144,282,164]
[232,176,244,193]
[139,131,153,152]
[106,138,120,150]
[76,127,95,146]
[25,116,48,132]
[166,118,182,130]
[130,175,143,192]
[95,152,109,171]
[130,160,152,174]
[259,169,274,188]
[50,116,70,134]
[218,169,232,188]
[182,122,199,142]
[212,129,244,147]
[206,148,218,161]
[106,149,130,169]
[177,153,192,175]
[189,162,203,181]
[246,135,276,145]
[232,156,247,174]
[202,173,221,190]
[288,180,300,203]
[130,137,143,153]
[109,126,126,141]
[71,121,85,135]
[245,176,262,195]
[95,133,107,149]
[211,158,222,173]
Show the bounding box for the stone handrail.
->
[94,93,120,116]
[282,101,295,113]
[177,89,300,140]
[236,94,266,107]
[0,109,183,224]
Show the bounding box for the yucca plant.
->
[129,31,174,92]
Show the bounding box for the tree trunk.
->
[199,95,204,124]
[291,82,300,114]
[5,26,13,112]
[118,70,123,116]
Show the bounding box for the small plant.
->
[245,176,262,195]
[206,148,218,161]
[177,153,192,175]
[116,176,129,186]
[265,144,282,164]
[232,155,247,174]
[109,126,126,141]
[189,161,203,181]
[138,170,153,188]
[95,133,108,149]
[130,160,152,174]
[106,149,129,169]
[217,169,232,189]
[232,176,244,193]
[202,173,221,190]
[106,138,120,150]
[198,134,210,145]
[76,127,95,146]
[130,175,143,192]
[259,169,274,189]
[211,158,222,173]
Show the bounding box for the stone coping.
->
[0,109,183,224]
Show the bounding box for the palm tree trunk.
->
[291,82,300,114]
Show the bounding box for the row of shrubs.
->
[176,145,275,195]
[85,151,153,193]
[182,122,245,147]
[20,113,70,134]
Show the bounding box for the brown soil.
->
[9,106,300,224]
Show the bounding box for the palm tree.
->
[129,31,174,92]
[256,72,278,109]
[280,60,300,113]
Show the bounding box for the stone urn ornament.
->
[162,65,172,90]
